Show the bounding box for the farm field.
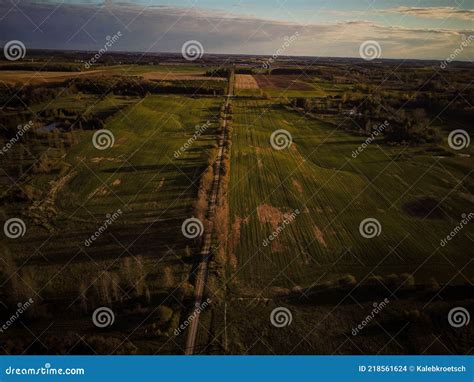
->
[0,69,216,85]
[252,74,332,97]
[235,74,262,97]
[105,64,210,75]
[235,74,260,89]
[142,72,223,81]
[1,94,220,353]
[228,99,473,289]
[253,75,314,91]
[0,63,219,85]
[0,69,107,85]
[214,98,474,354]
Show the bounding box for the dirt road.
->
[184,70,233,355]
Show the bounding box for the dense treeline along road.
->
[0,53,472,355]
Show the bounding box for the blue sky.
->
[1,0,473,59]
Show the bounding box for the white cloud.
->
[0,1,472,60]
[383,6,474,21]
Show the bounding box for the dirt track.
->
[184,71,233,355]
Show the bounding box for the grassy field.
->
[1,94,220,353]
[197,97,473,355]
[30,93,136,115]
[228,99,473,291]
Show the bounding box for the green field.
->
[1,94,220,353]
[203,98,473,355]
[228,99,473,291]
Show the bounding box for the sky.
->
[0,0,473,60]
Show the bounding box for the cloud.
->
[0,1,472,60]
[383,6,474,21]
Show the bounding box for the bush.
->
[338,274,357,288]
[156,306,174,323]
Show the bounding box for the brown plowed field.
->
[253,75,313,90]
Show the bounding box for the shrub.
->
[156,306,174,323]
[338,274,357,288]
